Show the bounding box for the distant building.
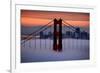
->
[39,27,89,40]
[74,27,81,39]
[80,31,89,39]
[65,31,74,38]
[40,31,45,38]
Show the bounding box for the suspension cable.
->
[62,23,75,31]
[21,24,53,45]
[21,20,53,45]
[62,20,76,30]
[62,20,87,33]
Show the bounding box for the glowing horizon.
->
[21,10,89,27]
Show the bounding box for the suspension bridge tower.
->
[53,18,62,52]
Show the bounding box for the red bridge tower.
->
[53,18,62,52]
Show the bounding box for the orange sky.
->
[21,10,89,27]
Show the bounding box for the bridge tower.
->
[53,18,62,52]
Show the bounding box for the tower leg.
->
[58,19,62,52]
[53,19,57,51]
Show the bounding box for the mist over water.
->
[21,38,89,63]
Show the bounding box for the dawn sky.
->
[21,10,89,27]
